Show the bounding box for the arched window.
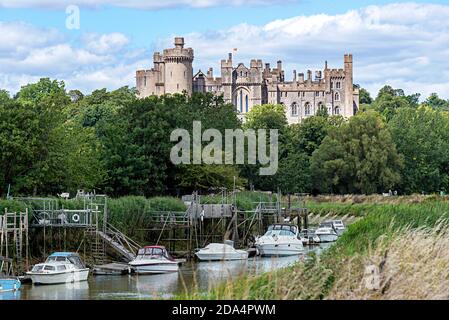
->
[335,92,340,101]
[245,95,249,113]
[240,91,243,112]
[335,106,340,115]
[305,102,311,116]
[291,103,298,116]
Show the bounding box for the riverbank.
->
[181,197,449,300]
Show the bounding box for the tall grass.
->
[182,200,449,300]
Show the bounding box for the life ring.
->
[72,214,80,223]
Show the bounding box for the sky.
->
[0,0,449,99]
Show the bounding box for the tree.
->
[358,87,373,105]
[423,93,449,111]
[310,111,403,194]
[372,85,420,121]
[388,106,449,193]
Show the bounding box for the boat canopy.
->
[46,252,85,268]
[266,224,298,235]
[137,246,171,259]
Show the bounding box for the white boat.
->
[299,229,320,245]
[26,252,89,285]
[255,224,304,256]
[195,242,248,261]
[27,262,89,285]
[315,223,339,243]
[129,246,179,274]
[330,220,346,235]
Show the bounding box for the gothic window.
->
[336,82,341,89]
[245,95,249,113]
[240,71,243,76]
[291,103,298,117]
[335,106,340,115]
[335,92,340,101]
[315,91,319,97]
[240,91,243,112]
[330,82,333,89]
[305,102,311,116]
[144,76,147,87]
[302,92,305,97]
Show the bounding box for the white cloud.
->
[0,0,292,9]
[0,2,449,99]
[179,2,449,99]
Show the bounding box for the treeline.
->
[1,78,449,197]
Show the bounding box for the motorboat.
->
[195,242,248,261]
[330,220,346,235]
[299,229,320,245]
[255,224,304,256]
[129,246,179,274]
[0,256,21,293]
[26,252,89,285]
[315,222,339,243]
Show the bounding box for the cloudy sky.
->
[0,0,448,99]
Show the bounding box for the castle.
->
[136,37,360,123]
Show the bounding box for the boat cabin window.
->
[139,247,168,258]
[44,265,56,271]
[56,265,67,271]
[68,256,84,268]
[32,265,44,272]
[47,256,68,263]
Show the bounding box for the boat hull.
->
[27,269,89,285]
[256,243,303,256]
[130,262,179,274]
[195,251,248,261]
[0,278,21,292]
[317,234,338,243]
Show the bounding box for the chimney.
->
[298,73,304,82]
[277,60,282,71]
[228,53,233,61]
[207,68,213,78]
[293,70,297,82]
[265,63,270,70]
[174,37,185,49]
[307,70,312,81]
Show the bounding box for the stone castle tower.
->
[136,37,193,97]
[136,37,359,123]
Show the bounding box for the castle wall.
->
[136,37,359,124]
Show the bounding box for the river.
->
[2,243,332,300]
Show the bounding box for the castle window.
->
[302,92,305,97]
[144,76,147,87]
[305,102,311,116]
[240,91,243,113]
[335,92,340,101]
[245,95,249,113]
[330,82,333,89]
[336,82,341,89]
[315,91,319,97]
[291,103,298,117]
[335,106,340,115]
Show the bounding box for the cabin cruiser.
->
[26,252,89,285]
[129,246,179,274]
[195,241,248,261]
[331,220,346,235]
[255,224,304,256]
[315,222,339,243]
[0,256,21,293]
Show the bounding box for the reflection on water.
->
[5,243,332,300]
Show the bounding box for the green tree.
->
[358,87,373,105]
[389,106,449,193]
[423,93,449,111]
[310,111,403,194]
[372,85,420,121]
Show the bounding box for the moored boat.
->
[129,246,179,274]
[26,252,89,285]
[0,256,21,293]
[195,242,249,261]
[255,224,304,256]
[315,222,339,243]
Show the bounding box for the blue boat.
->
[0,256,21,293]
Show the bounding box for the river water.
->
[2,243,332,300]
